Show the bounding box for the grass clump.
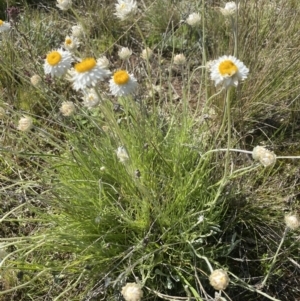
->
[1,0,300,300]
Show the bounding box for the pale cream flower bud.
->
[186,13,201,27]
[17,116,33,132]
[82,88,100,109]
[220,2,238,17]
[209,269,229,291]
[121,282,143,301]
[30,74,42,87]
[118,47,133,60]
[252,146,276,167]
[56,0,72,11]
[141,47,153,60]
[97,56,110,69]
[284,214,300,230]
[60,101,75,116]
[71,24,84,38]
[117,146,129,163]
[173,54,186,66]
[206,59,217,72]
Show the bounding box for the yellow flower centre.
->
[46,51,62,66]
[65,38,72,45]
[74,58,96,73]
[113,70,130,85]
[219,60,238,77]
[0,20,3,26]
[120,3,126,9]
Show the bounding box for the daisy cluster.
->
[43,45,138,110]
[39,0,141,114]
[42,0,249,117]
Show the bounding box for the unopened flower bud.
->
[56,0,72,11]
[121,282,143,301]
[186,12,201,27]
[71,24,84,38]
[285,214,300,230]
[117,146,129,163]
[60,101,75,116]
[97,56,110,69]
[252,146,276,167]
[141,47,153,60]
[220,2,238,17]
[118,47,132,60]
[173,54,186,66]
[30,74,42,87]
[17,116,33,132]
[209,269,229,291]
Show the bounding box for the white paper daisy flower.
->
[115,0,137,21]
[69,57,111,91]
[210,55,249,88]
[82,88,100,109]
[56,0,72,10]
[109,70,137,97]
[0,20,11,33]
[44,48,73,78]
[63,35,80,51]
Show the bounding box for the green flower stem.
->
[201,0,208,103]
[188,242,213,273]
[190,146,300,160]
[210,89,232,207]
[231,16,238,58]
[202,148,252,156]
[261,227,289,288]
[225,88,232,178]
[215,88,231,141]
[201,88,225,117]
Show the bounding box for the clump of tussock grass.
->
[1,0,300,300]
